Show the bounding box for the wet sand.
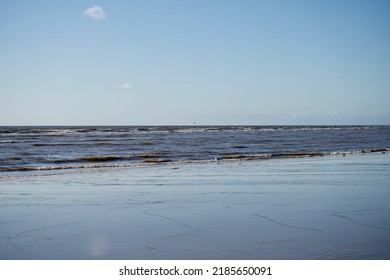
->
[1,153,389,259]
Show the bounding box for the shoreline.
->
[1,153,390,259]
[1,150,389,179]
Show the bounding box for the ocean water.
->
[0,125,389,174]
[1,126,390,260]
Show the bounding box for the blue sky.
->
[1,0,389,125]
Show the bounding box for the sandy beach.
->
[1,153,389,260]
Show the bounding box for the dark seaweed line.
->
[254,213,324,233]
[139,208,195,259]
[331,213,390,231]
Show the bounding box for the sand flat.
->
[1,153,389,259]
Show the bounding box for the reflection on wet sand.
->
[1,153,390,259]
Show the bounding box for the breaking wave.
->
[1,125,389,175]
[1,148,388,173]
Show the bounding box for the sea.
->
[1,125,389,174]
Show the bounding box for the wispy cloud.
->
[120,83,133,90]
[84,6,106,20]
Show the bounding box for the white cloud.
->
[120,83,133,90]
[84,6,106,20]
